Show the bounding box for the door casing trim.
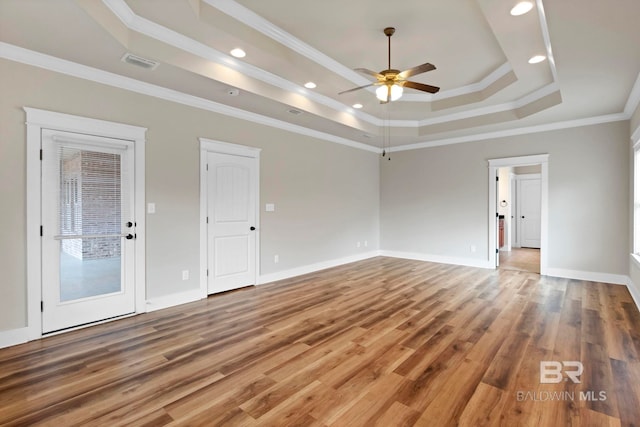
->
[25,107,147,339]
[199,138,261,298]
[488,154,549,275]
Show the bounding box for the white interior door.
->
[518,177,541,248]
[207,152,257,294]
[41,129,136,333]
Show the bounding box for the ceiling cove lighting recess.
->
[230,48,246,58]
[352,103,363,109]
[304,82,317,89]
[528,55,546,64]
[510,1,534,16]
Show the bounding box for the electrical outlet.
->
[364,240,368,247]
[182,270,189,280]
[274,254,279,264]
[147,202,156,214]
[357,241,361,248]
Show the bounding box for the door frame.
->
[199,138,261,297]
[488,154,548,275]
[25,107,146,339]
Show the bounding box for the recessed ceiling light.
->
[230,48,246,58]
[352,103,363,109]
[304,82,317,89]
[510,1,533,16]
[528,55,546,64]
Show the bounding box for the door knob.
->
[125,233,134,240]
[126,221,133,228]
[521,216,525,219]
[250,226,256,231]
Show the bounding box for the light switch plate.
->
[147,203,156,214]
[265,203,275,212]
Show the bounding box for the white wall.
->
[0,54,635,337]
[0,58,380,332]
[381,122,630,276]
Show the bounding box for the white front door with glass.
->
[41,129,136,333]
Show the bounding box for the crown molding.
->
[201,0,518,105]
[0,42,378,153]
[535,0,559,82]
[0,42,632,155]
[201,0,370,87]
[97,0,599,134]
[393,112,629,152]
[624,72,640,117]
[102,0,536,129]
[402,62,513,102]
[101,0,380,126]
[417,82,559,127]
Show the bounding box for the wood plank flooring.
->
[499,248,540,274]
[1,256,640,426]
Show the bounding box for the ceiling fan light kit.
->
[339,27,440,103]
[376,83,403,102]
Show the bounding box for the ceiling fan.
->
[339,27,440,103]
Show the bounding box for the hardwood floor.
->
[500,248,540,274]
[1,257,640,426]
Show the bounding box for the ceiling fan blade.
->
[338,83,378,95]
[400,80,440,94]
[354,68,384,79]
[398,62,436,79]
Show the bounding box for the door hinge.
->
[206,269,209,277]
[39,149,43,161]
[496,248,499,254]
[206,217,209,224]
[40,301,44,312]
[496,176,499,181]
[206,164,209,171]
[40,225,43,236]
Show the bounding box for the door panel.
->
[41,129,135,333]
[519,178,541,248]
[207,152,257,293]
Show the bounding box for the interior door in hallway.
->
[518,177,541,248]
[41,129,136,333]
[207,152,257,294]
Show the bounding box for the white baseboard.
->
[544,268,628,285]
[379,250,494,269]
[258,251,381,285]
[146,288,204,312]
[626,276,640,312]
[0,327,29,349]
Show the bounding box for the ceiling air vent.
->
[287,108,303,116]
[121,53,159,70]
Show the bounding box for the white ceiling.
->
[1,0,639,151]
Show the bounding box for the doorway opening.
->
[499,248,540,273]
[488,154,548,275]
[498,165,541,274]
